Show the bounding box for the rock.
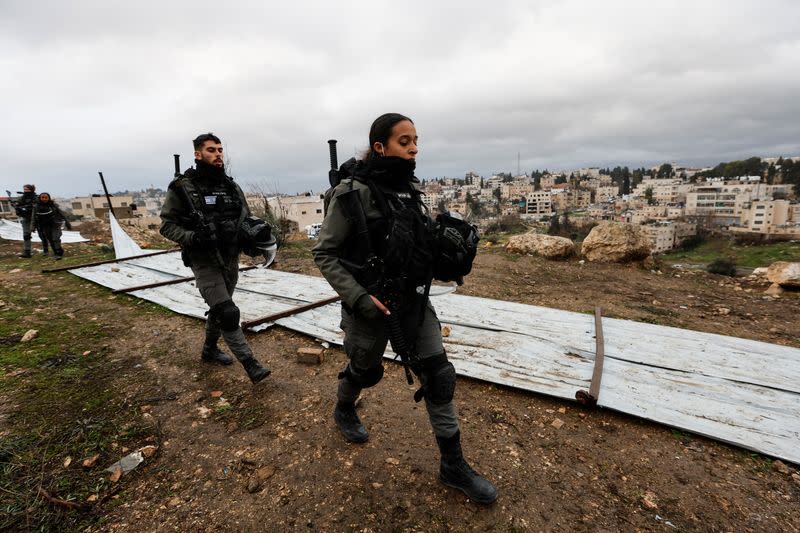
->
[9,268,21,274]
[210,390,223,398]
[86,494,98,502]
[257,465,276,480]
[385,457,400,465]
[82,454,100,468]
[109,466,123,482]
[167,497,181,507]
[441,325,451,338]
[581,222,651,263]
[767,261,800,287]
[764,283,785,296]
[752,267,769,277]
[641,491,658,510]
[139,445,158,458]
[717,308,730,315]
[773,460,790,475]
[246,477,262,493]
[63,456,72,468]
[505,232,575,259]
[20,329,39,342]
[297,347,324,365]
[792,473,800,485]
[551,418,565,429]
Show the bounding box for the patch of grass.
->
[662,238,800,269]
[0,245,158,531]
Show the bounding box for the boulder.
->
[581,222,651,263]
[766,261,800,288]
[505,232,574,259]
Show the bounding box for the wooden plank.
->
[589,307,605,400]
[43,248,179,273]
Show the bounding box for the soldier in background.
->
[160,133,271,384]
[31,192,70,260]
[14,184,37,258]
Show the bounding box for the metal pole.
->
[98,171,116,219]
[112,265,258,294]
[241,295,341,330]
[42,248,179,273]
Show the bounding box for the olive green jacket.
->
[311,178,386,310]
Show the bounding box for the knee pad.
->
[420,353,456,405]
[209,299,240,332]
[338,363,384,389]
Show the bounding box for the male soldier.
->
[14,184,37,258]
[160,133,270,384]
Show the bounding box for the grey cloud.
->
[2,0,799,196]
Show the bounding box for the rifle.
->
[172,154,231,285]
[327,139,339,187]
[334,174,421,391]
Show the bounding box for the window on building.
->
[301,210,307,215]
[316,209,322,214]
[72,202,82,209]
[121,202,127,207]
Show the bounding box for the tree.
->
[644,186,655,205]
[657,163,673,179]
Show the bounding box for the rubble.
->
[580,222,651,263]
[767,261,800,288]
[21,329,39,342]
[505,232,575,259]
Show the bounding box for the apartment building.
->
[502,182,534,199]
[685,181,793,225]
[522,191,553,219]
[595,185,619,203]
[0,196,13,219]
[254,193,325,230]
[640,221,697,253]
[633,178,683,204]
[69,194,136,219]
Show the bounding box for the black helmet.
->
[432,212,480,285]
[239,216,277,263]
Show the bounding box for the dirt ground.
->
[1,235,799,532]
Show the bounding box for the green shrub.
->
[707,257,737,276]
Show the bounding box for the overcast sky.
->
[2,0,799,198]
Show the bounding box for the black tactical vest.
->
[15,192,36,218]
[35,203,56,225]
[175,171,246,257]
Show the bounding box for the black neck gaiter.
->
[367,156,417,190]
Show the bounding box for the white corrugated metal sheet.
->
[61,225,800,465]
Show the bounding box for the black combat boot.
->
[18,252,32,258]
[241,357,271,384]
[436,431,498,504]
[334,401,368,443]
[201,343,234,365]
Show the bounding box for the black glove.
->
[192,225,217,249]
[64,221,73,231]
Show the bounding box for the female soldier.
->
[32,192,71,260]
[312,113,497,504]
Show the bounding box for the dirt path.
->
[1,239,799,532]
